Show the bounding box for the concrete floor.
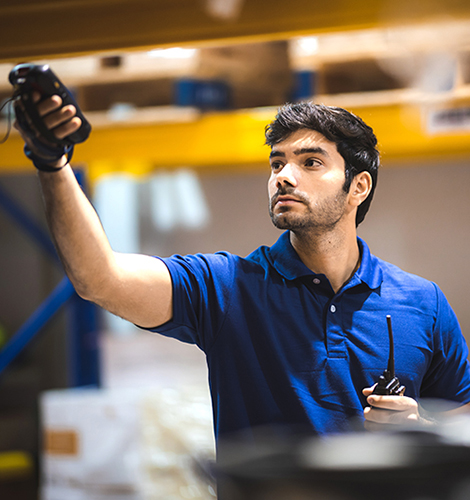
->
[101,329,209,391]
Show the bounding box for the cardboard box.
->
[40,387,215,500]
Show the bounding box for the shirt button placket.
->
[326,300,345,358]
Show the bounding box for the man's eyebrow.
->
[269,150,285,159]
[269,147,330,159]
[294,147,330,158]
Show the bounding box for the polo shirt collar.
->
[356,236,383,290]
[268,231,383,290]
[268,231,313,280]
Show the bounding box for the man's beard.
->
[269,186,348,233]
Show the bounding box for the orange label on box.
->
[44,429,79,456]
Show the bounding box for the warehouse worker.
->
[14,92,470,443]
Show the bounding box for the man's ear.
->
[349,171,372,208]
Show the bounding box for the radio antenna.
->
[386,315,395,378]
[372,314,405,396]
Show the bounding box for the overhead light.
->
[205,0,244,20]
[147,48,198,60]
[293,36,319,57]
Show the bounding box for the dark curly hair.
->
[265,102,380,226]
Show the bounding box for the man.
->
[14,91,470,443]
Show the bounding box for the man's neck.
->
[290,228,360,294]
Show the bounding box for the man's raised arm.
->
[15,92,173,329]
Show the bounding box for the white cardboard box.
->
[40,387,216,500]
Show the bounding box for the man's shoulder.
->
[370,251,438,294]
[161,245,271,276]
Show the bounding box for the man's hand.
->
[362,386,429,431]
[30,92,82,140]
[14,91,82,169]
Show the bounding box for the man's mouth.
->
[272,192,305,210]
[276,196,301,206]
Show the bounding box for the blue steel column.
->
[0,170,101,387]
[67,293,101,387]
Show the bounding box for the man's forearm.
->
[38,163,116,302]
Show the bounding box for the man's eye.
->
[305,158,321,167]
[271,162,283,171]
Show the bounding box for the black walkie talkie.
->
[372,315,406,396]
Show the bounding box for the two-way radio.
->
[372,315,406,396]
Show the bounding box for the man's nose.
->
[276,163,298,188]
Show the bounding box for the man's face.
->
[268,128,350,232]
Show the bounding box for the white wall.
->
[140,159,470,346]
[359,159,470,345]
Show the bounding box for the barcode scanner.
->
[9,63,91,146]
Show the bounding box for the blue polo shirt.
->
[151,232,470,440]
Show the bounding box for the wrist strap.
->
[24,143,74,172]
[15,100,75,172]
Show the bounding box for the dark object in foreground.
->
[216,422,470,500]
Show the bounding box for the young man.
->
[14,93,470,443]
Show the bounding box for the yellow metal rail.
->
[1,101,470,182]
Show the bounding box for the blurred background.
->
[1,0,470,498]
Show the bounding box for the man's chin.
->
[270,213,306,231]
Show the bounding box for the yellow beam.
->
[0,107,275,181]
[1,0,470,62]
[1,102,470,182]
[355,102,470,163]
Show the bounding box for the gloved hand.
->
[14,94,77,172]
[9,64,90,172]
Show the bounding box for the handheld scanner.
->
[9,63,91,146]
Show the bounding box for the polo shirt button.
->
[330,304,336,313]
[312,278,321,285]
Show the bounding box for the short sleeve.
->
[145,252,235,352]
[420,284,470,405]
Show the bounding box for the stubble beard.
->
[269,187,348,234]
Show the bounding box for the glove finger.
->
[14,101,38,139]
